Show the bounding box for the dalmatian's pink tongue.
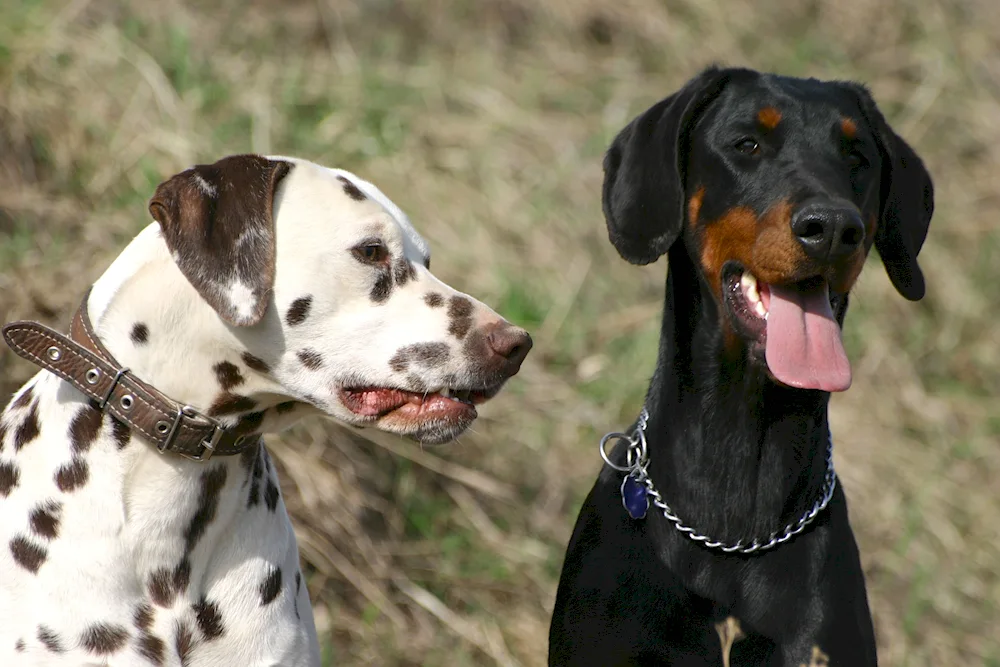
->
[764,281,852,392]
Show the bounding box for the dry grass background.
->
[1,0,998,664]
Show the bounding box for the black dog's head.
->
[603,66,933,392]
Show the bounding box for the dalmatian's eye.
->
[352,240,389,265]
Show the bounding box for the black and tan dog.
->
[549,67,933,665]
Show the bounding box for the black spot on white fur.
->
[370,271,393,303]
[133,603,154,632]
[389,343,450,372]
[29,500,61,539]
[248,446,264,508]
[449,316,472,340]
[394,259,416,287]
[147,568,176,607]
[448,295,474,340]
[242,351,271,374]
[264,479,279,511]
[448,295,474,318]
[286,296,313,326]
[133,607,166,665]
[213,361,244,391]
[424,292,444,308]
[192,597,225,640]
[294,571,302,619]
[131,323,149,344]
[260,566,282,605]
[37,625,64,653]
[13,402,40,451]
[184,466,227,555]
[174,621,195,663]
[137,632,166,665]
[338,175,367,201]
[80,622,129,655]
[240,439,260,478]
[69,407,101,454]
[0,462,19,497]
[172,559,192,597]
[109,416,131,450]
[10,535,46,573]
[54,458,89,492]
[208,393,256,417]
[297,349,323,370]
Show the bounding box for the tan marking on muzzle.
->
[699,200,804,297]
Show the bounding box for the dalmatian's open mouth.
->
[338,382,504,432]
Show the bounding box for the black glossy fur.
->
[549,67,933,666]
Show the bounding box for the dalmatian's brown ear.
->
[149,154,293,326]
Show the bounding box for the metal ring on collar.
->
[599,431,637,472]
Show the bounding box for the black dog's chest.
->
[597,475,814,635]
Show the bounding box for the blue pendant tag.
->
[621,474,649,520]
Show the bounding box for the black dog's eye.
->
[352,240,389,265]
[734,137,760,155]
[847,149,868,168]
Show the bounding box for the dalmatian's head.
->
[143,154,531,444]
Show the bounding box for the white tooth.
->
[440,387,451,397]
[741,271,760,304]
[755,301,767,318]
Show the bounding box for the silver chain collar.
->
[599,408,837,554]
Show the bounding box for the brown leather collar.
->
[2,290,254,461]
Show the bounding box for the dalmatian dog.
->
[0,154,532,666]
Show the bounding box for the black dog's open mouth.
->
[724,265,770,343]
[722,263,852,392]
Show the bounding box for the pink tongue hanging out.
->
[764,280,852,392]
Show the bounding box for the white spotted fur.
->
[0,157,519,665]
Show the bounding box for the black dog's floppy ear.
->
[148,154,293,326]
[852,85,934,301]
[602,67,730,265]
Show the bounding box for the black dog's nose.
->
[791,204,866,261]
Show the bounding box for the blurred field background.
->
[1,0,998,664]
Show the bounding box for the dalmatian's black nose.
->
[485,323,533,376]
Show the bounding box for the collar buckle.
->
[159,405,223,462]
